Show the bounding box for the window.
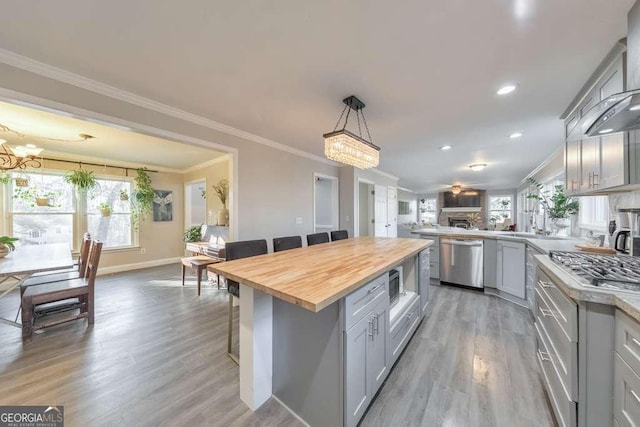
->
[8,171,133,250]
[87,178,133,247]
[489,195,513,224]
[579,195,609,231]
[419,197,437,224]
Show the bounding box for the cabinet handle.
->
[538,349,552,362]
[538,280,554,289]
[540,308,553,317]
[631,390,640,405]
[375,314,379,335]
[368,284,382,294]
[368,319,374,339]
[631,337,640,348]
[592,173,599,187]
[406,311,414,321]
[588,172,593,188]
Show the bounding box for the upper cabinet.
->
[563,44,627,195]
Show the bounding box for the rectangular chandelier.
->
[323,129,380,169]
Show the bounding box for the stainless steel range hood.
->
[578,89,640,137]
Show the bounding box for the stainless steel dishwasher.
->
[439,238,484,289]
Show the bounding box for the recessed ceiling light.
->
[509,132,523,139]
[630,105,640,111]
[440,145,452,150]
[469,163,487,171]
[598,128,614,134]
[497,84,517,95]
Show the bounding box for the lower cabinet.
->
[497,241,526,299]
[419,249,430,313]
[344,297,389,427]
[614,310,640,427]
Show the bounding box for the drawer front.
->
[345,274,389,331]
[537,269,578,341]
[389,297,420,364]
[536,288,578,401]
[536,322,577,427]
[616,309,640,377]
[614,353,640,427]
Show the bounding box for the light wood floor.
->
[0,266,555,427]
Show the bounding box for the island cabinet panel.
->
[388,296,420,366]
[496,241,526,299]
[344,274,388,330]
[419,249,430,313]
[615,310,640,427]
[344,297,390,427]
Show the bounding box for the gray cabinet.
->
[422,236,439,279]
[344,294,390,427]
[566,139,581,195]
[497,241,526,299]
[526,246,542,311]
[615,310,640,427]
[419,249,430,313]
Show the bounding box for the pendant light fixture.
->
[451,185,462,195]
[323,96,380,169]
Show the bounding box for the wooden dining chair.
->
[224,239,268,364]
[273,236,302,252]
[21,241,103,338]
[306,232,330,246]
[20,234,92,296]
[330,230,349,241]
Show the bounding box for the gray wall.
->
[0,62,338,255]
[358,182,371,236]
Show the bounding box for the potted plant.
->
[527,178,579,235]
[212,179,229,226]
[119,189,129,201]
[99,202,112,217]
[466,212,482,229]
[0,236,19,258]
[0,172,10,185]
[131,168,154,229]
[64,169,98,192]
[184,224,203,242]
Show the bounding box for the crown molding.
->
[182,154,230,174]
[0,48,337,167]
[397,186,416,193]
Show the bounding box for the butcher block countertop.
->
[209,236,432,312]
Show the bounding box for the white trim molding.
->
[97,257,182,276]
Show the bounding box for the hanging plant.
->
[119,189,129,201]
[131,168,154,229]
[64,169,98,192]
[14,176,29,187]
[99,202,112,217]
[0,172,10,185]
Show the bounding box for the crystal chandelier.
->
[323,96,380,169]
[0,139,43,170]
[451,185,462,195]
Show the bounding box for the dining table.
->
[0,243,73,327]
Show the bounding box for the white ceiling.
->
[0,0,635,190]
[0,100,225,171]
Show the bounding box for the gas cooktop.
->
[549,251,640,292]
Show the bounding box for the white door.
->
[374,185,387,237]
[386,187,397,238]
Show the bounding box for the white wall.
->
[0,62,338,259]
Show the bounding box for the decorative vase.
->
[217,207,229,226]
[0,244,9,258]
[552,217,570,236]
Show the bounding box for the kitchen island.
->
[209,237,432,427]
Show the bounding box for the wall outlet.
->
[140,247,146,255]
[295,217,303,225]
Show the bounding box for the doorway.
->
[313,174,339,233]
[357,180,374,237]
[185,179,207,227]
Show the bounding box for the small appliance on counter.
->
[612,208,640,256]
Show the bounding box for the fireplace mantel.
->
[441,207,482,213]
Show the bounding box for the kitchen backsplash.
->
[609,190,640,217]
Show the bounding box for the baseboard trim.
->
[98,257,181,276]
[271,395,311,427]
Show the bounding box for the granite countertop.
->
[411,227,585,254]
[535,254,640,323]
